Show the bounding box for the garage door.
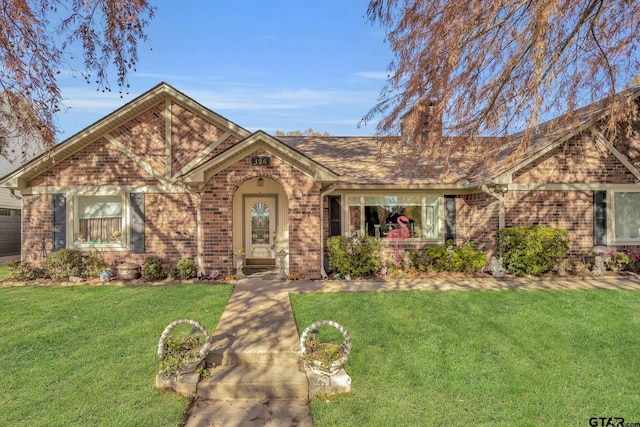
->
[0,209,21,256]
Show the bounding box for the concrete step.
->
[206,348,300,368]
[185,398,313,427]
[197,363,308,399]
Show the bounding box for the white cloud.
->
[355,71,388,80]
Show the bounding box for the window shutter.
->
[130,193,145,253]
[52,194,66,251]
[328,196,342,237]
[444,195,456,244]
[593,191,607,246]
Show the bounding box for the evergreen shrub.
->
[498,226,569,276]
[142,255,164,280]
[326,234,382,278]
[45,248,84,280]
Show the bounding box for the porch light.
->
[257,177,264,187]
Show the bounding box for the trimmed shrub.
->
[7,261,37,281]
[44,248,84,281]
[409,241,486,274]
[498,226,569,276]
[326,234,382,278]
[174,258,196,280]
[142,255,164,281]
[82,255,108,279]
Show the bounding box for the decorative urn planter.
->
[300,320,352,376]
[155,319,211,397]
[117,262,141,280]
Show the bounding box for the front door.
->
[245,196,277,261]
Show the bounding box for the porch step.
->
[246,258,275,266]
[197,360,308,399]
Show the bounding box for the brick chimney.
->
[401,100,442,141]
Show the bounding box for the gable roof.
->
[183,130,338,187]
[0,82,251,189]
[2,83,639,191]
[485,86,640,183]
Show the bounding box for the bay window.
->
[348,195,440,239]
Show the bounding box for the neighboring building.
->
[0,94,44,257]
[0,82,639,277]
[0,155,22,256]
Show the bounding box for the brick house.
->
[1,82,639,278]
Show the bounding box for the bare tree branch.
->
[0,0,155,159]
[365,0,640,163]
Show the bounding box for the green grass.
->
[0,284,233,427]
[0,264,8,280]
[291,290,640,426]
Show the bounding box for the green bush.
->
[82,255,108,279]
[174,258,196,280]
[498,226,569,276]
[7,261,37,281]
[45,248,84,281]
[409,241,486,274]
[326,234,382,278]
[142,255,164,280]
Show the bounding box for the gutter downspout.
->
[481,184,506,230]
[9,189,22,200]
[319,184,336,279]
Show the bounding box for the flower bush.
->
[606,250,640,273]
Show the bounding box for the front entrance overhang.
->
[182,130,338,188]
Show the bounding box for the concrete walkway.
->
[184,274,640,426]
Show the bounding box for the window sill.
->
[380,238,440,244]
[72,243,129,252]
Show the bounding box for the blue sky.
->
[55,1,393,140]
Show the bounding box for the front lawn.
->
[0,284,233,427]
[292,290,640,426]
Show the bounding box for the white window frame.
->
[68,190,130,252]
[344,192,443,242]
[609,190,640,245]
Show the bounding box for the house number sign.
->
[251,156,270,166]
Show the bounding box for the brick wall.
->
[514,133,639,184]
[504,190,593,255]
[29,137,160,187]
[144,193,199,266]
[21,194,54,268]
[111,103,167,177]
[457,193,499,258]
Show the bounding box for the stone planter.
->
[117,262,141,280]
